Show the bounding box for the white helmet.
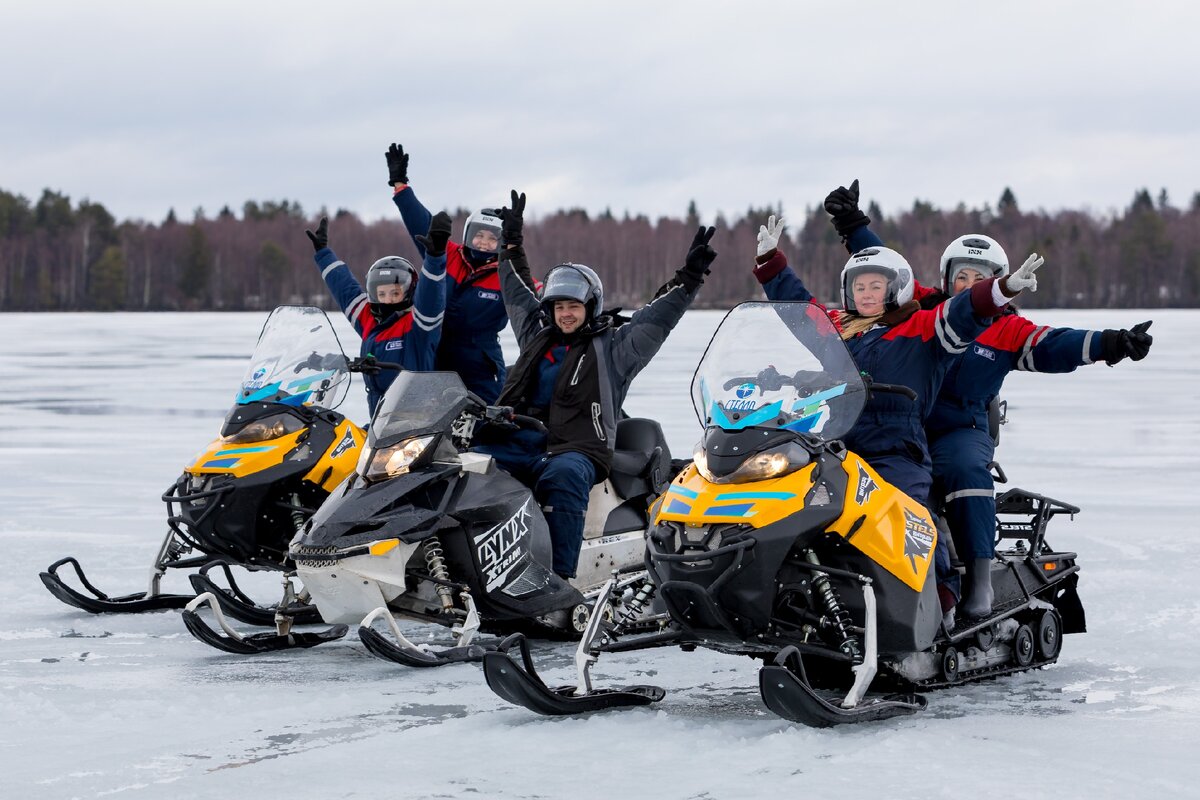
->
[462,209,503,261]
[939,234,1008,294]
[840,247,915,314]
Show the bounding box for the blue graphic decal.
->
[709,400,783,431]
[669,484,700,500]
[790,383,847,412]
[287,369,336,392]
[783,415,821,433]
[238,381,283,404]
[202,458,241,469]
[735,383,755,399]
[214,446,274,457]
[665,498,693,515]
[715,491,796,501]
[705,503,754,517]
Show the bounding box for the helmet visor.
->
[843,265,902,314]
[946,256,1004,283]
[366,260,415,303]
[541,266,594,304]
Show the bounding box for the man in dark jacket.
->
[477,190,717,579]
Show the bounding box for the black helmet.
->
[541,263,604,319]
[366,256,417,320]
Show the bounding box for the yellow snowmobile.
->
[41,306,365,628]
[483,301,1085,725]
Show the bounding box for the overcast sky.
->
[3,0,1195,227]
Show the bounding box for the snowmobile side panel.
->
[304,418,365,492]
[655,461,818,529]
[186,428,308,478]
[826,453,937,593]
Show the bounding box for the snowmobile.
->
[183,369,674,665]
[482,301,1086,725]
[41,306,365,626]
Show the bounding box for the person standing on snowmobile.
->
[823,181,1154,618]
[305,213,450,414]
[478,190,716,579]
[752,213,1043,623]
[385,143,509,403]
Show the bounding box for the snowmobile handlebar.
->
[484,405,549,435]
[345,356,402,375]
[866,382,918,402]
[722,367,829,394]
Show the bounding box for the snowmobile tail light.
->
[693,441,810,484]
[223,413,304,444]
[360,435,435,482]
[369,538,400,556]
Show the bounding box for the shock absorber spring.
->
[613,580,656,633]
[424,537,456,611]
[805,550,862,664]
[290,493,306,534]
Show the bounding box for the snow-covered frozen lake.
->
[2,309,1198,799]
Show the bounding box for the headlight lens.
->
[693,440,810,484]
[222,413,304,444]
[358,435,435,481]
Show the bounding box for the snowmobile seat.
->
[609,418,671,501]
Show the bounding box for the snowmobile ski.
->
[39,555,199,614]
[357,601,493,668]
[760,647,926,727]
[483,632,665,715]
[187,562,322,626]
[181,592,347,654]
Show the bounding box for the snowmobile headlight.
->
[693,441,810,485]
[222,413,304,444]
[359,435,435,482]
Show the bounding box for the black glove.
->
[385,143,409,187]
[675,226,717,292]
[497,189,526,248]
[1100,320,1153,365]
[415,211,453,257]
[824,178,870,240]
[305,217,329,252]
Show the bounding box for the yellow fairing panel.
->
[654,462,817,529]
[827,454,937,592]
[304,420,365,491]
[186,429,307,479]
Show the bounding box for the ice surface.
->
[2,310,1198,799]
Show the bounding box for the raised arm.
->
[305,216,370,336]
[385,143,435,259]
[495,190,544,348]
[407,212,452,369]
[752,216,818,303]
[611,226,716,379]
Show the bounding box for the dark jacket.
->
[393,186,507,402]
[496,245,698,478]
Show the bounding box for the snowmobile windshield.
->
[370,371,473,447]
[691,301,867,441]
[236,305,351,411]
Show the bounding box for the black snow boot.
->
[961,558,995,619]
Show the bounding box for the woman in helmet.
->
[824,181,1153,618]
[753,215,1044,622]
[476,190,717,579]
[385,143,510,403]
[304,212,450,414]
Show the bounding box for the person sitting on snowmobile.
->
[476,190,717,579]
[305,212,450,414]
[386,143,510,403]
[822,181,1154,618]
[752,213,1043,625]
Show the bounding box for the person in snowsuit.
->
[385,143,509,403]
[823,180,1154,617]
[304,213,450,415]
[752,214,1044,623]
[478,190,717,579]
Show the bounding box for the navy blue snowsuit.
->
[754,248,1008,595]
[393,186,508,403]
[313,245,446,414]
[844,226,1106,562]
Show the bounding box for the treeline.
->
[1,186,1197,312]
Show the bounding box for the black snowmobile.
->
[483,301,1086,726]
[41,306,365,626]
[183,370,674,665]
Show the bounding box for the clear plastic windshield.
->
[691,302,867,441]
[371,371,471,445]
[237,306,351,410]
